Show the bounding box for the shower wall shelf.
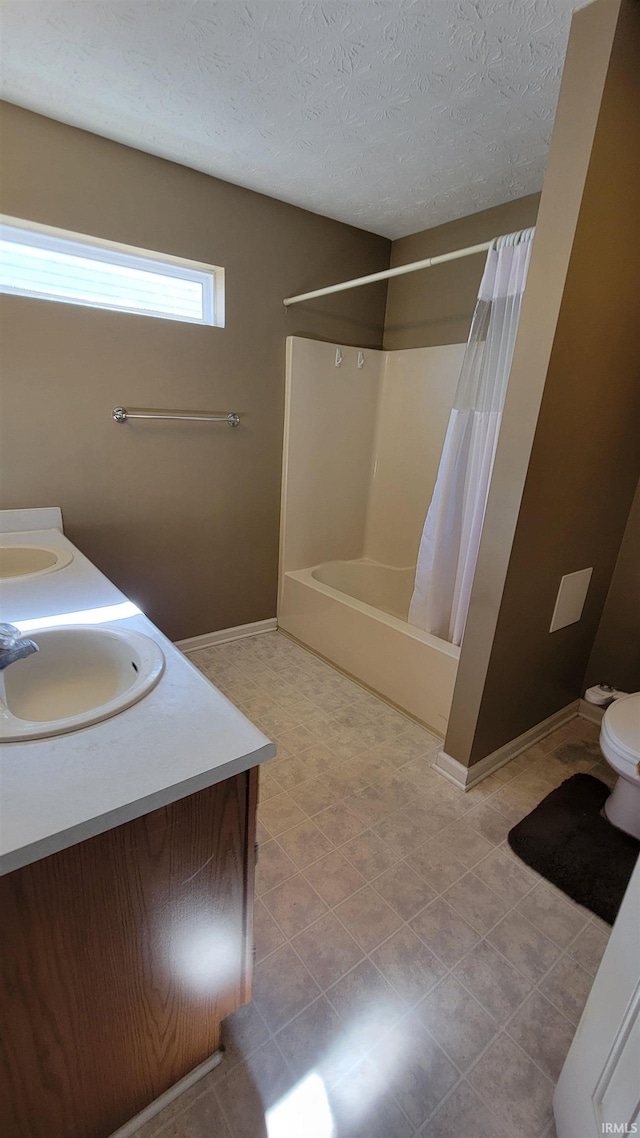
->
[112,407,240,426]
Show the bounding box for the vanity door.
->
[0,767,258,1138]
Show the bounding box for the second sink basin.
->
[0,626,165,741]
[0,544,73,579]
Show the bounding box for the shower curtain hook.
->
[335,348,343,367]
[357,351,365,369]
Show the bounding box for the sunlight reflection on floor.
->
[266,1072,335,1138]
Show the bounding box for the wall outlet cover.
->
[549,567,593,633]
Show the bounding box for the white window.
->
[0,216,224,326]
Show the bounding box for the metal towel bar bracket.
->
[112,407,240,427]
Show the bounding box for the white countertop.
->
[0,518,275,875]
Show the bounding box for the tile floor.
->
[139,632,613,1138]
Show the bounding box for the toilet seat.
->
[600,693,640,780]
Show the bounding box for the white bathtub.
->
[278,558,459,735]
[312,559,414,621]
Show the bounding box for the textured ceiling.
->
[0,0,582,238]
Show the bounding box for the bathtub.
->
[278,558,459,736]
[312,559,414,621]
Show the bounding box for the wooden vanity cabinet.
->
[0,766,258,1138]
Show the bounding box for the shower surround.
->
[278,335,465,734]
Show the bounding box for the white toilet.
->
[600,692,640,840]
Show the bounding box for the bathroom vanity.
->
[0,509,275,1138]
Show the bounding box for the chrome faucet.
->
[0,623,39,670]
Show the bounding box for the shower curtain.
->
[409,228,534,646]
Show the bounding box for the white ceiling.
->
[0,0,582,239]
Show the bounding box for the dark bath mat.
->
[508,773,640,925]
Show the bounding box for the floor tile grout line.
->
[483,906,572,970]
[257,852,554,1056]
[528,947,595,1025]
[259,742,442,808]
[257,822,550,973]
[462,1028,556,1136]
[233,980,374,1110]
[257,739,593,847]
[415,1072,511,1137]
[210,1084,236,1138]
[502,1015,575,1085]
[266,741,476,796]
[258,805,587,961]
[259,780,511,863]
[405,882,592,1030]
[440,894,591,997]
[257,906,453,1051]
[212,1033,295,1138]
[262,854,498,958]
[562,921,610,971]
[447,939,592,1081]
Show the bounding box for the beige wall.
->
[0,103,390,641]
[445,0,640,766]
[364,345,464,566]
[585,477,640,694]
[383,195,540,351]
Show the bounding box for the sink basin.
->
[0,626,164,741]
[0,544,73,579]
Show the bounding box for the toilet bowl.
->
[600,692,640,840]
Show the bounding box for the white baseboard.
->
[175,618,277,653]
[435,700,580,791]
[108,1050,223,1137]
[578,698,605,725]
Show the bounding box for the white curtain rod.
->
[283,238,495,307]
